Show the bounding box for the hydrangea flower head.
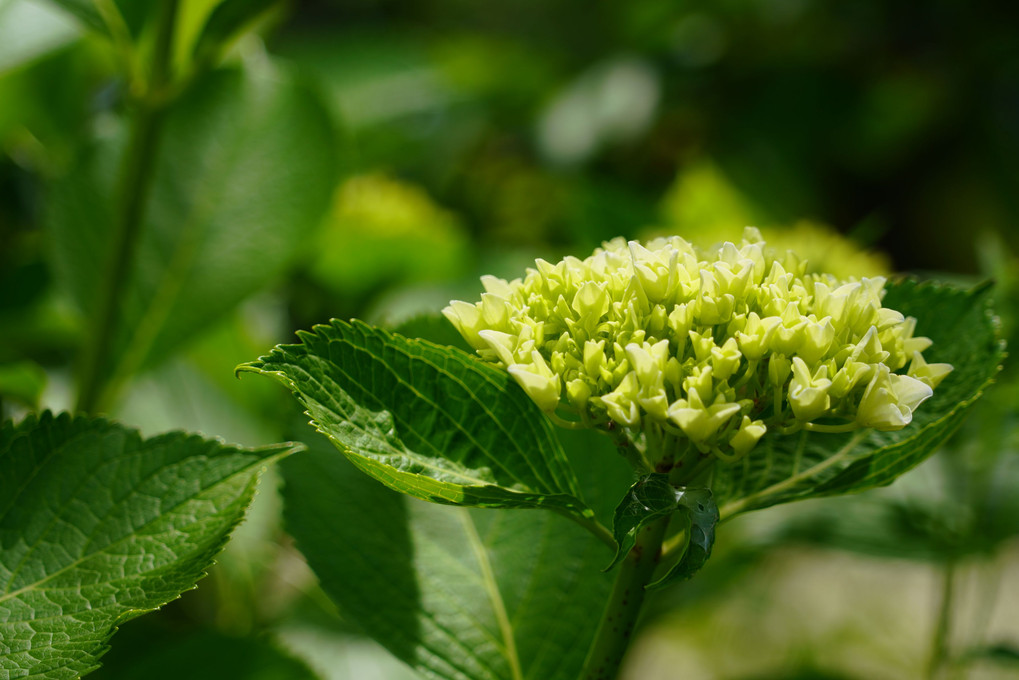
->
[444,229,952,465]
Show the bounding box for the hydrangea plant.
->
[241,230,1002,680]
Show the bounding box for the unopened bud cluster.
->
[444,229,952,463]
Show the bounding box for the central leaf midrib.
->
[459,508,523,680]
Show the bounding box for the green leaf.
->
[965,643,1019,666]
[648,486,718,589]
[605,474,718,585]
[90,626,318,680]
[606,474,677,571]
[240,319,590,517]
[0,361,47,408]
[281,433,612,680]
[714,280,1004,519]
[0,411,299,679]
[46,62,337,403]
[193,0,280,59]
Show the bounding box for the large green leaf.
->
[46,61,337,405]
[282,433,612,680]
[714,280,1003,519]
[240,319,590,517]
[0,411,298,679]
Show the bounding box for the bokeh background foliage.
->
[0,0,1017,678]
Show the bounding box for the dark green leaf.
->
[965,643,1019,666]
[606,474,718,586]
[240,319,590,517]
[46,62,337,402]
[714,280,1003,518]
[606,474,676,571]
[648,487,718,589]
[90,627,318,680]
[0,411,298,679]
[282,433,612,680]
[193,0,279,59]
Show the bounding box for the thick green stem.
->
[927,559,956,680]
[75,0,180,414]
[580,516,670,680]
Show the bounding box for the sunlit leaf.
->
[240,319,590,517]
[0,411,298,679]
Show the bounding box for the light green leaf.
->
[240,319,590,516]
[0,411,299,679]
[46,61,337,405]
[0,361,47,408]
[714,280,1004,519]
[282,434,612,680]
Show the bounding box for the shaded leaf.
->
[606,474,676,571]
[240,319,590,517]
[714,280,1003,518]
[90,627,318,680]
[606,474,718,586]
[46,62,337,404]
[282,431,612,680]
[0,411,298,679]
[965,643,1019,666]
[648,487,718,589]
[193,0,280,59]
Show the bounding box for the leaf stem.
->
[579,515,669,680]
[75,0,180,414]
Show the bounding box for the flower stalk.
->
[580,516,671,680]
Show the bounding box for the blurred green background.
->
[1,0,1017,677]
